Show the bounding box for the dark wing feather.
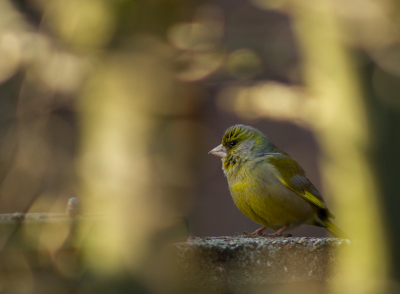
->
[265,153,335,219]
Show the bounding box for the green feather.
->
[267,154,336,219]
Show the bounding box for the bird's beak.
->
[208,144,228,158]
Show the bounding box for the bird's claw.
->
[242,231,270,237]
[258,233,292,238]
[242,225,292,238]
[242,231,259,237]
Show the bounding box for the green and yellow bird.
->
[209,124,343,237]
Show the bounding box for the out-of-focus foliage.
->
[0,0,204,293]
[0,0,399,293]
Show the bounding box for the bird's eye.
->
[229,141,237,147]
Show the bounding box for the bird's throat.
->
[222,153,248,177]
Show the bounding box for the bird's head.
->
[209,125,272,160]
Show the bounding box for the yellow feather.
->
[281,178,327,210]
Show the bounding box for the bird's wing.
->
[265,154,329,212]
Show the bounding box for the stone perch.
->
[173,236,351,293]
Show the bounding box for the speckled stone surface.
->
[173,236,351,293]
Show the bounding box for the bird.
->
[208,124,343,237]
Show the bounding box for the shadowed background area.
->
[0,0,399,293]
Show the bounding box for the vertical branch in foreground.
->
[78,53,157,272]
[290,1,388,293]
[77,47,194,292]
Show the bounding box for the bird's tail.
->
[323,219,347,238]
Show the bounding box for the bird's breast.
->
[226,159,316,230]
[227,167,270,225]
